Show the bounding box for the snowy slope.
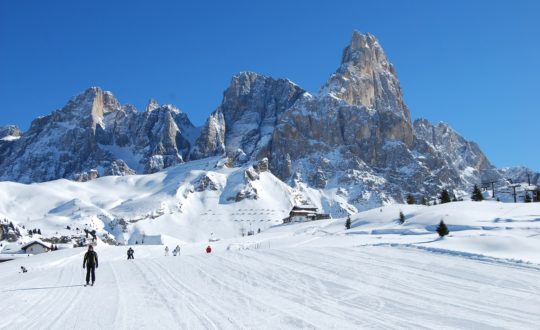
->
[1,227,539,329]
[0,157,298,247]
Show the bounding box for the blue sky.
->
[1,0,538,171]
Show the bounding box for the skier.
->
[20,266,28,273]
[206,245,212,253]
[164,246,169,256]
[127,247,134,260]
[175,245,181,256]
[83,245,98,286]
[172,247,177,256]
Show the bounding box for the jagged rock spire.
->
[321,31,411,125]
[145,98,159,112]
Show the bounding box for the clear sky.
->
[1,0,538,171]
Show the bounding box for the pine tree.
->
[32,228,37,234]
[345,216,352,229]
[439,189,451,204]
[399,211,405,224]
[421,196,428,206]
[471,184,484,201]
[436,220,449,237]
[406,194,416,205]
[37,229,41,235]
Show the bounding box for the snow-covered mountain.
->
[0,88,200,183]
[0,31,534,210]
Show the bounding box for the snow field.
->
[1,230,539,329]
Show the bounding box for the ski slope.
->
[1,234,539,329]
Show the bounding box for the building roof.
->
[291,205,318,211]
[21,240,51,251]
[290,210,317,215]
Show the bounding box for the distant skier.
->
[164,246,169,256]
[127,247,134,260]
[206,245,212,254]
[20,266,28,273]
[174,245,181,256]
[83,245,98,286]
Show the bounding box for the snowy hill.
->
[1,201,539,329]
[0,157,303,248]
[1,153,539,262]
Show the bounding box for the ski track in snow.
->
[1,244,539,330]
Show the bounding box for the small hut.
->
[21,240,51,254]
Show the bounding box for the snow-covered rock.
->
[192,72,305,162]
[0,88,200,182]
[267,31,499,210]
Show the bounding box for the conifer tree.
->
[345,216,351,229]
[436,220,449,237]
[471,184,484,201]
[399,211,405,224]
[439,189,451,204]
[421,196,428,206]
[37,229,41,235]
[406,194,416,205]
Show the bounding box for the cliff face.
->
[192,72,305,163]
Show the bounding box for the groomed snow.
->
[0,235,539,329]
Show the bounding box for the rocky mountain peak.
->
[145,98,159,112]
[59,87,121,131]
[321,31,410,126]
[341,31,381,64]
[192,71,305,162]
[0,125,21,140]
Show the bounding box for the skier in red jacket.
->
[206,245,212,253]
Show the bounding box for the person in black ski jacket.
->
[83,245,98,286]
[127,247,134,260]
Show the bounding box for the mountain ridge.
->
[0,31,535,209]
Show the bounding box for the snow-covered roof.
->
[292,205,318,210]
[21,240,51,251]
[290,210,317,215]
